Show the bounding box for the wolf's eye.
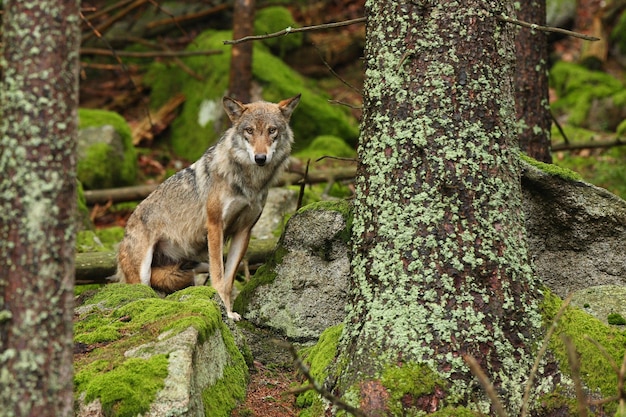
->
[268,127,277,135]
[245,127,254,135]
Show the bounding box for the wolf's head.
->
[223,95,300,167]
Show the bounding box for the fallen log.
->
[83,166,358,205]
[74,236,279,285]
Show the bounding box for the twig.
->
[316,155,358,163]
[562,335,588,417]
[328,99,363,110]
[145,3,229,30]
[80,47,222,58]
[552,137,626,152]
[275,340,368,417]
[520,292,574,417]
[463,354,509,417]
[224,17,366,45]
[551,112,570,145]
[312,43,362,95]
[297,159,310,211]
[82,0,149,42]
[497,14,600,41]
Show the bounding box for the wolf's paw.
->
[228,311,241,321]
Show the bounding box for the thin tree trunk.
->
[515,0,552,162]
[0,1,80,415]
[228,0,256,102]
[330,0,557,414]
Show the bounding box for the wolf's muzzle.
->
[254,154,267,166]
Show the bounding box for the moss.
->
[75,285,247,416]
[254,6,302,55]
[201,322,249,416]
[144,29,358,161]
[297,199,353,244]
[520,153,582,181]
[77,109,138,189]
[296,324,344,415]
[549,61,625,130]
[607,313,626,326]
[77,355,168,417]
[294,135,357,161]
[541,290,626,413]
[381,362,447,415]
[232,245,288,315]
[610,10,626,56]
[76,227,125,253]
[95,226,125,250]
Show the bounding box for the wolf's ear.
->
[223,96,247,122]
[278,94,301,120]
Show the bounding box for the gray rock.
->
[239,202,351,341]
[240,162,626,341]
[570,285,626,326]
[251,188,298,240]
[522,162,626,297]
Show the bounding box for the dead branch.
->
[520,292,574,417]
[131,93,186,145]
[276,340,368,417]
[463,354,509,417]
[562,335,588,417]
[223,17,366,45]
[145,4,230,30]
[82,0,149,43]
[497,14,600,41]
[83,167,358,205]
[80,47,222,58]
[552,137,626,151]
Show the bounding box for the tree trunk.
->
[515,0,552,162]
[0,1,80,415]
[330,1,557,414]
[228,0,256,102]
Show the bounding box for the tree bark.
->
[228,0,256,102]
[515,0,552,162]
[0,1,80,415]
[330,1,557,414]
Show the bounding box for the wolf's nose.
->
[254,154,267,166]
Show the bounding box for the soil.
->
[231,362,301,417]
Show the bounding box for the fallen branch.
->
[131,93,186,145]
[80,47,222,58]
[83,167,358,205]
[75,236,278,284]
[552,137,626,151]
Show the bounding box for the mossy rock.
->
[76,226,125,253]
[254,6,303,56]
[77,109,137,189]
[74,284,248,417]
[144,29,359,161]
[549,61,626,131]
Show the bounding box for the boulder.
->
[235,200,351,341]
[236,160,626,341]
[78,109,138,189]
[74,285,248,417]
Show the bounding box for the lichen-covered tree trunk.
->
[330,1,557,414]
[515,0,552,162]
[0,1,80,415]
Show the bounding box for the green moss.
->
[233,246,287,315]
[75,285,247,416]
[144,29,358,161]
[520,153,582,181]
[607,313,626,326]
[76,227,125,253]
[294,135,357,161]
[77,355,168,417]
[610,10,626,56]
[96,226,125,249]
[429,406,480,416]
[77,108,138,189]
[381,362,447,415]
[541,290,626,413]
[254,6,302,55]
[296,324,344,415]
[297,199,353,243]
[201,323,248,416]
[549,61,625,130]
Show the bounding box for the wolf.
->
[115,94,301,320]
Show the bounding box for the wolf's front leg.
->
[221,227,252,321]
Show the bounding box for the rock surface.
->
[238,161,626,341]
[522,162,626,297]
